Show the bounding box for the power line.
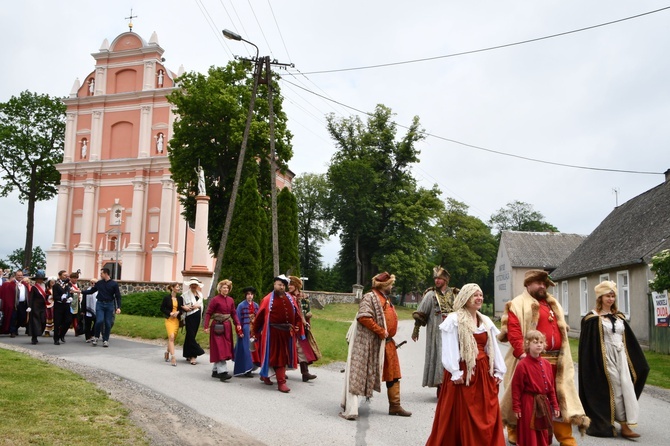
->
[299,6,670,75]
[279,76,663,175]
[193,0,233,58]
[266,0,292,62]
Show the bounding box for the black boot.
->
[300,362,317,382]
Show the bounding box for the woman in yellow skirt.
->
[161,283,184,366]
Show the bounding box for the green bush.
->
[122,291,168,318]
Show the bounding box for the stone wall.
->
[77,280,172,294]
[307,290,358,309]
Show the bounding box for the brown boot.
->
[300,362,317,382]
[620,423,640,438]
[275,367,290,393]
[387,381,412,416]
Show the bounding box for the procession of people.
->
[2,264,655,445]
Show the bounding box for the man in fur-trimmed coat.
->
[498,269,589,446]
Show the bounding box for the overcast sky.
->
[1,1,669,267]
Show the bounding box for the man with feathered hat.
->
[498,269,589,445]
[411,265,458,397]
[340,271,411,420]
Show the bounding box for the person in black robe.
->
[578,281,649,438]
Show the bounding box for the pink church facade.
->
[46,31,213,282]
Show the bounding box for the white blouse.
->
[181,289,202,316]
[439,312,506,382]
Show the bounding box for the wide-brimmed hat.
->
[31,270,46,281]
[185,277,203,287]
[523,269,555,288]
[372,271,395,289]
[241,286,256,295]
[433,266,451,281]
[289,275,302,290]
[274,274,289,286]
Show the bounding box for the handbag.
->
[213,322,225,335]
[179,312,186,328]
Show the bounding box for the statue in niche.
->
[81,139,88,158]
[195,165,206,196]
[157,69,164,87]
[156,133,164,153]
[88,78,95,95]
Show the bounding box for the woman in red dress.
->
[426,283,506,446]
[204,280,241,382]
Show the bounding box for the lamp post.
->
[208,30,265,297]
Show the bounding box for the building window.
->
[599,273,610,282]
[617,271,630,317]
[580,277,588,316]
[561,281,569,315]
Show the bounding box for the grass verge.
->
[0,348,148,446]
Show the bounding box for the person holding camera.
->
[52,270,72,345]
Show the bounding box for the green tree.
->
[649,249,670,293]
[0,91,66,268]
[5,246,46,275]
[167,62,292,291]
[488,200,558,237]
[293,173,330,289]
[430,198,498,299]
[326,104,442,293]
[277,187,300,276]
[220,175,262,303]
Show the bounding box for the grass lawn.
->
[0,348,148,446]
[114,303,413,366]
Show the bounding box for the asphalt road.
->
[1,320,668,445]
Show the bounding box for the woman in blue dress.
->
[234,286,260,376]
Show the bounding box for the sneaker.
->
[103,341,109,347]
[92,338,98,346]
[85,339,92,343]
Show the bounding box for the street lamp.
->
[222,29,259,60]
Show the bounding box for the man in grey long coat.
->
[411,266,458,397]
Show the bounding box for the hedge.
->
[121,291,169,318]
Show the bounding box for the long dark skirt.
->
[182,311,205,359]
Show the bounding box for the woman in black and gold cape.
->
[578,280,649,438]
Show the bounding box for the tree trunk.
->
[23,195,36,271]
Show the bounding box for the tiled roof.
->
[551,178,670,280]
[501,230,586,269]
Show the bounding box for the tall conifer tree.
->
[220,174,262,303]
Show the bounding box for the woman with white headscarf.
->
[426,283,506,446]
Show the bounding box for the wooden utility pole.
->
[209,57,264,297]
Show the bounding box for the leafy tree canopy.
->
[650,249,670,293]
[488,200,558,236]
[326,104,442,291]
[0,91,66,267]
[167,61,293,254]
[5,246,46,275]
[429,198,498,299]
[293,173,330,288]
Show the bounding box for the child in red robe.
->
[512,330,561,446]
